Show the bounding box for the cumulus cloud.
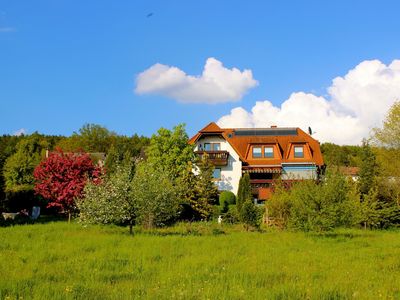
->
[218,59,400,145]
[135,57,258,104]
[13,128,26,136]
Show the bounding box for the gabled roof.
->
[189,123,324,166]
[200,122,224,133]
[188,122,224,144]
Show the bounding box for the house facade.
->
[189,122,324,201]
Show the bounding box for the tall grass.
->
[1,222,400,299]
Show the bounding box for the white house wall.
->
[195,136,242,195]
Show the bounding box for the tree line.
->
[1,101,400,231]
[0,124,149,213]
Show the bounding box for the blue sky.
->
[1,1,400,143]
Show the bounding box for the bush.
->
[219,191,236,213]
[240,198,261,230]
[77,163,134,227]
[132,162,180,229]
[266,184,292,229]
[222,205,240,224]
[267,171,359,232]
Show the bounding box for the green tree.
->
[236,173,260,229]
[57,124,115,153]
[237,173,252,212]
[359,187,380,229]
[193,155,218,219]
[320,143,363,167]
[3,134,48,193]
[373,101,400,149]
[0,135,23,204]
[145,124,195,181]
[372,101,400,177]
[177,162,200,220]
[371,101,400,227]
[268,171,359,231]
[288,171,358,231]
[240,197,260,230]
[358,140,379,197]
[266,181,292,228]
[78,162,136,233]
[77,123,115,153]
[132,162,180,229]
[219,191,236,213]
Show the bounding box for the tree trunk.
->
[68,211,71,224]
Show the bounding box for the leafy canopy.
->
[3,134,49,193]
[132,161,180,229]
[145,124,195,181]
[34,149,102,213]
[78,161,135,228]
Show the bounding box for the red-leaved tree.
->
[34,149,102,221]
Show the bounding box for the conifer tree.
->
[358,140,378,197]
[195,155,218,219]
[237,173,259,229]
[237,173,252,212]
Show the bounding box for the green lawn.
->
[1,222,400,299]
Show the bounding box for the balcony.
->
[195,150,229,166]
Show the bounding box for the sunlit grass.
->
[1,222,400,299]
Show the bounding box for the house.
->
[339,166,359,181]
[189,122,324,202]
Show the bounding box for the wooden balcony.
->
[195,150,229,166]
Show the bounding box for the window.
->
[252,147,262,158]
[294,146,304,158]
[203,143,220,151]
[264,147,274,158]
[213,168,221,180]
[213,143,221,151]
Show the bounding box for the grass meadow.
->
[1,222,400,300]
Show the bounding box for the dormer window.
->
[252,147,262,158]
[294,146,304,158]
[264,147,274,158]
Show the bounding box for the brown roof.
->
[339,167,359,176]
[189,122,324,166]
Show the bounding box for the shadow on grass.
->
[0,214,66,227]
[134,227,227,237]
[309,231,375,240]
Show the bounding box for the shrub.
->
[266,183,292,228]
[237,174,252,212]
[219,191,236,213]
[267,171,359,231]
[223,205,240,224]
[132,162,180,229]
[241,198,261,230]
[77,163,135,231]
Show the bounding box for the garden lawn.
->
[1,222,400,299]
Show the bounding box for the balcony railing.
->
[195,150,229,166]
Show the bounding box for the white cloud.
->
[13,128,26,136]
[218,59,400,145]
[135,57,258,104]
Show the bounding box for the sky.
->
[1,1,400,145]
